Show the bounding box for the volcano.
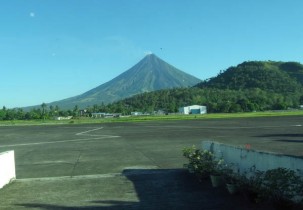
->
[47,54,201,109]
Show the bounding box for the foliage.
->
[182,145,303,207]
[196,61,303,94]
[182,145,224,178]
[0,105,74,121]
[2,60,303,121]
[226,166,303,206]
[238,169,267,203]
[262,168,303,203]
[222,164,242,184]
[106,59,303,114]
[236,167,303,207]
[105,86,301,114]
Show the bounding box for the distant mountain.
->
[196,61,303,94]
[44,54,201,109]
[112,61,303,114]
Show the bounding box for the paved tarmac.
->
[0,116,302,209]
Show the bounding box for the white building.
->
[131,112,142,116]
[179,105,207,115]
[54,116,73,120]
[91,113,118,118]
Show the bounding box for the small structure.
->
[131,112,150,116]
[91,112,106,118]
[153,110,166,115]
[131,112,143,116]
[79,109,88,117]
[91,113,113,118]
[179,105,207,115]
[54,116,73,120]
[91,113,120,118]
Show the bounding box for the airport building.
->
[179,105,207,115]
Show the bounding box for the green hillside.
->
[279,62,303,84]
[196,61,303,94]
[4,60,303,121]
[101,61,303,114]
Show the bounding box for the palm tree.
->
[41,103,47,120]
[73,105,79,117]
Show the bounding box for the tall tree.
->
[73,105,79,117]
[41,103,47,120]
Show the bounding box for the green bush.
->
[262,168,303,207]
[182,145,224,178]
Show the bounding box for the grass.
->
[1,110,303,126]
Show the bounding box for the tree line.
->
[1,86,302,121]
[0,103,76,121]
[109,87,302,114]
[2,61,303,121]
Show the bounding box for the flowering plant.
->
[183,145,224,178]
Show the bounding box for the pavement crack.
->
[70,152,82,178]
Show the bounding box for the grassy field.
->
[1,110,303,126]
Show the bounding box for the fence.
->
[201,141,303,173]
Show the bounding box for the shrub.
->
[182,145,223,178]
[262,168,303,208]
[238,169,266,203]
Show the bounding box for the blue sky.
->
[1,0,303,108]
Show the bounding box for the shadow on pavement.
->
[254,133,303,144]
[255,134,303,138]
[275,139,303,143]
[16,169,272,210]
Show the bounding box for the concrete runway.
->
[0,116,302,209]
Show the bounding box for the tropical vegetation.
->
[182,146,303,209]
[2,60,303,121]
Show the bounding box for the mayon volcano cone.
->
[31,54,201,110]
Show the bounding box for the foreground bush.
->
[182,146,303,209]
[182,145,225,179]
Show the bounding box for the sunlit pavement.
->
[1,116,302,209]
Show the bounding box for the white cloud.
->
[144,51,153,55]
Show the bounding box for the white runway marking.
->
[143,124,302,129]
[0,136,119,148]
[15,173,123,182]
[0,127,120,148]
[15,169,176,182]
[76,127,105,136]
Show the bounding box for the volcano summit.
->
[47,54,201,109]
